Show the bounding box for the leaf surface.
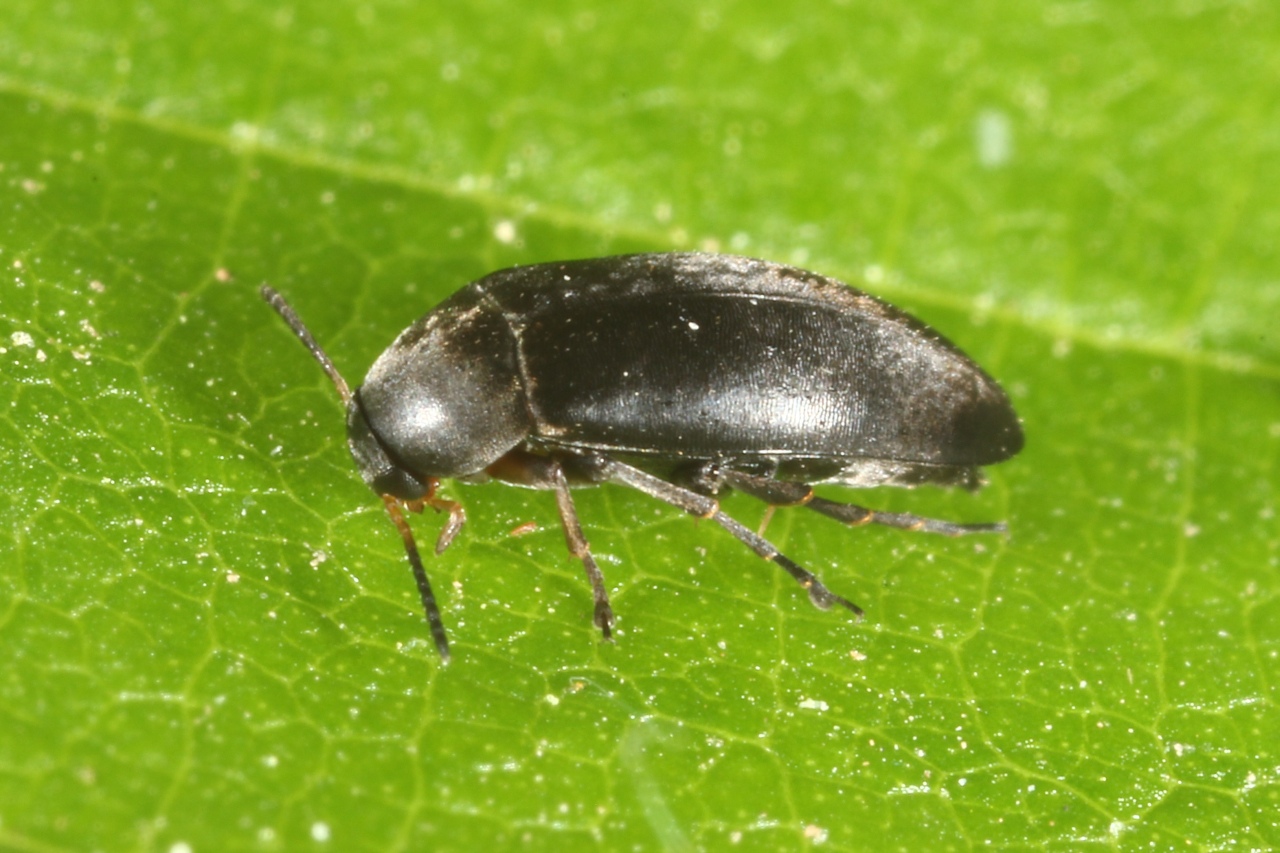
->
[2,2,1278,851]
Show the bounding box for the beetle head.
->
[346,395,432,500]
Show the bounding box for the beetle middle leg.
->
[596,457,863,618]
[720,470,1007,537]
[548,463,615,640]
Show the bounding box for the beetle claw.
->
[595,602,614,640]
[808,583,865,619]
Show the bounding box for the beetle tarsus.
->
[595,601,614,640]
[765,549,864,618]
[428,494,467,555]
[805,580,865,618]
[814,502,1007,537]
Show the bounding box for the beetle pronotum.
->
[263,253,1022,661]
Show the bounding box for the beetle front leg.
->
[597,458,863,619]
[548,462,615,640]
[408,482,467,555]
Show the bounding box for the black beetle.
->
[262,252,1022,661]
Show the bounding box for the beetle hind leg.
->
[809,499,1007,536]
[599,458,863,619]
[721,470,1007,537]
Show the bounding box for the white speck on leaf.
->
[976,108,1014,168]
[494,220,517,244]
[802,824,828,843]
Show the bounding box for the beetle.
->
[262,252,1022,661]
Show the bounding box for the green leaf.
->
[3,1,1278,851]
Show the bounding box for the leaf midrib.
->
[4,74,1273,381]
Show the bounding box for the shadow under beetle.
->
[262,253,1023,662]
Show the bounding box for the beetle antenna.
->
[260,285,353,407]
[383,496,452,662]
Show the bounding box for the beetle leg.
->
[599,459,863,619]
[381,495,452,663]
[756,505,776,537]
[721,470,1007,537]
[808,500,1007,536]
[712,473,813,535]
[675,460,726,495]
[426,494,467,555]
[548,463,615,640]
